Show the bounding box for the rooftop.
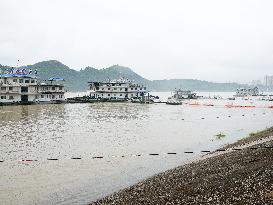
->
[0,74,37,78]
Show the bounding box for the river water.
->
[0,92,272,205]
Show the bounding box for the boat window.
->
[9,87,13,91]
[19,79,23,83]
[25,80,30,83]
[13,79,17,83]
[1,87,6,91]
[9,96,14,100]
[31,80,35,83]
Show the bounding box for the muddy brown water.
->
[0,92,273,204]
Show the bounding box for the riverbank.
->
[92,127,273,205]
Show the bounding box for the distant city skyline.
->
[1,0,273,83]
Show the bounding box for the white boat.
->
[88,78,148,101]
[172,89,198,99]
[0,70,66,105]
[166,98,182,105]
[234,87,259,97]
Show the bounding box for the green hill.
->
[0,60,256,92]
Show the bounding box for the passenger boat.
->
[234,87,259,97]
[172,89,198,99]
[0,69,66,105]
[88,78,148,102]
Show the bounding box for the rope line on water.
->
[1,145,273,164]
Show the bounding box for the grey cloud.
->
[0,0,273,83]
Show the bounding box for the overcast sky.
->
[1,0,273,83]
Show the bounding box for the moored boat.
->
[0,69,66,105]
[88,78,148,102]
[166,98,182,105]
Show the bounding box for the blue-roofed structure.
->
[0,74,66,104]
[0,74,37,78]
[48,77,65,81]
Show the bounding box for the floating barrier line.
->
[1,146,272,163]
[186,104,273,109]
[93,156,103,159]
[216,149,226,152]
[1,136,273,164]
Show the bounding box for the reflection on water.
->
[0,92,273,205]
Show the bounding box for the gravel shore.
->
[92,127,273,205]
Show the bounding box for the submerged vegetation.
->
[215,132,226,140]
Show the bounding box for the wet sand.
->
[92,127,273,205]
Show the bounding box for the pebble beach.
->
[92,127,273,205]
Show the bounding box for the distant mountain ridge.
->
[0,60,253,92]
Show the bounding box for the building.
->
[89,78,147,100]
[264,75,273,88]
[0,74,65,104]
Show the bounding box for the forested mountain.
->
[0,60,254,92]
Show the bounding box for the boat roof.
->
[0,74,37,78]
[48,77,65,81]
